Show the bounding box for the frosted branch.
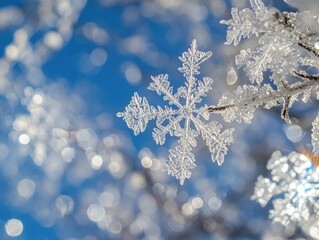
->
[252,151,319,226]
[208,79,319,123]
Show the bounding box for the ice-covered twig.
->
[208,78,319,123]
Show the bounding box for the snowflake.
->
[252,113,319,226]
[117,40,234,185]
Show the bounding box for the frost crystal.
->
[210,0,319,124]
[221,0,270,46]
[118,40,234,185]
[252,151,319,226]
[252,115,319,226]
[312,112,319,154]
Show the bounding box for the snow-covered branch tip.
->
[118,40,234,185]
[207,78,319,124]
[217,0,319,230]
[208,0,319,124]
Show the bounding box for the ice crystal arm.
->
[152,114,183,145]
[191,117,234,165]
[221,8,258,46]
[148,74,182,107]
[250,0,266,14]
[236,35,300,86]
[164,140,196,185]
[117,93,156,135]
[220,0,269,46]
[178,40,213,79]
[190,77,214,105]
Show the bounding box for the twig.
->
[208,80,319,119]
[208,104,235,112]
[293,71,319,81]
[281,96,291,123]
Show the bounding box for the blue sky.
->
[0,1,309,239]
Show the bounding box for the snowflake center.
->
[180,106,193,116]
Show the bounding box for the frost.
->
[236,35,299,85]
[118,40,234,184]
[220,8,258,46]
[252,150,319,226]
[210,0,319,124]
[221,0,270,46]
[251,102,319,226]
[221,1,319,88]
[223,3,302,87]
[214,84,260,123]
[210,83,302,124]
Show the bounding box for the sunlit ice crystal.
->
[252,151,319,226]
[118,40,234,184]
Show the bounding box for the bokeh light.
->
[5,219,23,237]
[0,0,317,239]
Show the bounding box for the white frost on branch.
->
[235,34,300,86]
[219,1,319,227]
[252,151,319,226]
[210,0,319,124]
[220,0,270,46]
[210,80,319,124]
[118,40,234,185]
[252,116,319,226]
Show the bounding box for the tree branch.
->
[293,71,319,81]
[276,12,319,57]
[208,79,319,123]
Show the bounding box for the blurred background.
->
[0,0,317,239]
